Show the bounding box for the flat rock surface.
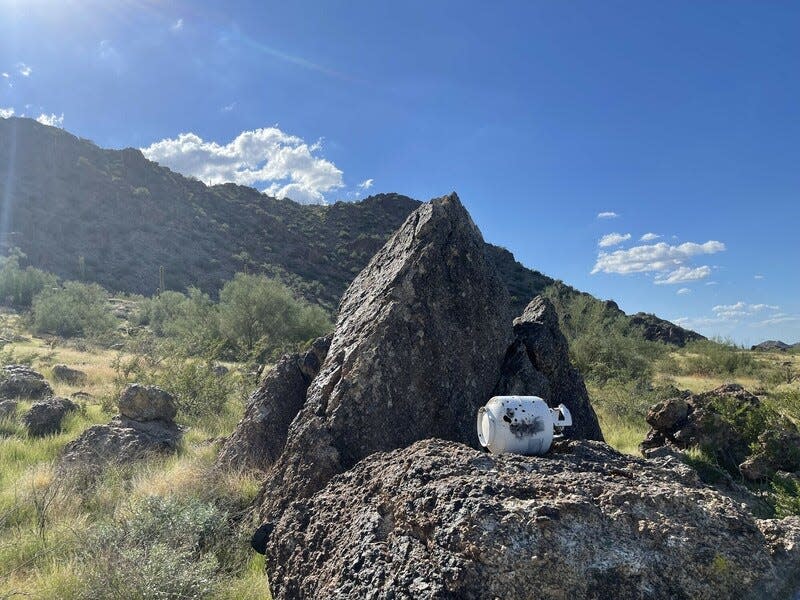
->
[263,438,800,600]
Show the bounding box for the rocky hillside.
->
[0,117,700,344]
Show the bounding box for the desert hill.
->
[0,116,701,345]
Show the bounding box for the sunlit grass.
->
[0,323,262,598]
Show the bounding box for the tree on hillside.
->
[218,273,331,355]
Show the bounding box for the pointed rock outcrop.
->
[494,296,603,440]
[216,336,331,472]
[257,193,512,523]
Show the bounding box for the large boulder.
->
[259,438,800,599]
[0,365,53,400]
[258,193,513,522]
[60,416,182,473]
[494,296,603,440]
[23,397,79,437]
[51,364,87,384]
[118,384,177,422]
[217,336,331,472]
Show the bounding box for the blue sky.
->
[1,0,798,344]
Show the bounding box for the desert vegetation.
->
[0,257,798,597]
[0,259,335,599]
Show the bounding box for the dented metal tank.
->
[476,396,572,455]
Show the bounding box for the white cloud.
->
[1,72,8,78]
[171,18,184,32]
[711,302,780,320]
[357,178,374,190]
[36,113,64,128]
[597,211,618,219]
[705,281,718,286]
[17,63,31,77]
[654,265,712,285]
[592,240,725,277]
[0,107,14,118]
[640,232,660,241]
[754,274,764,280]
[141,127,344,205]
[677,288,691,295]
[221,102,236,113]
[752,315,799,327]
[598,232,631,248]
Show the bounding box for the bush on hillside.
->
[136,288,223,357]
[31,281,115,337]
[0,251,57,308]
[218,273,332,357]
[680,339,756,377]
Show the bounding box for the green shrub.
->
[0,251,58,308]
[31,281,116,337]
[218,273,331,357]
[137,288,223,357]
[112,352,247,424]
[681,339,756,377]
[80,496,229,599]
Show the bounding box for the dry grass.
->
[0,319,268,599]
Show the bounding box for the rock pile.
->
[60,383,182,473]
[641,383,800,481]
[262,438,800,599]
[255,194,516,521]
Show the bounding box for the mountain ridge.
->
[0,116,701,345]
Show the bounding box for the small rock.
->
[212,364,229,377]
[118,384,177,422]
[51,364,88,384]
[0,399,17,419]
[23,397,79,437]
[0,365,53,400]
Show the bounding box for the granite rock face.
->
[262,438,800,600]
[258,193,513,521]
[216,336,331,472]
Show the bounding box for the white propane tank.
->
[476,396,572,456]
